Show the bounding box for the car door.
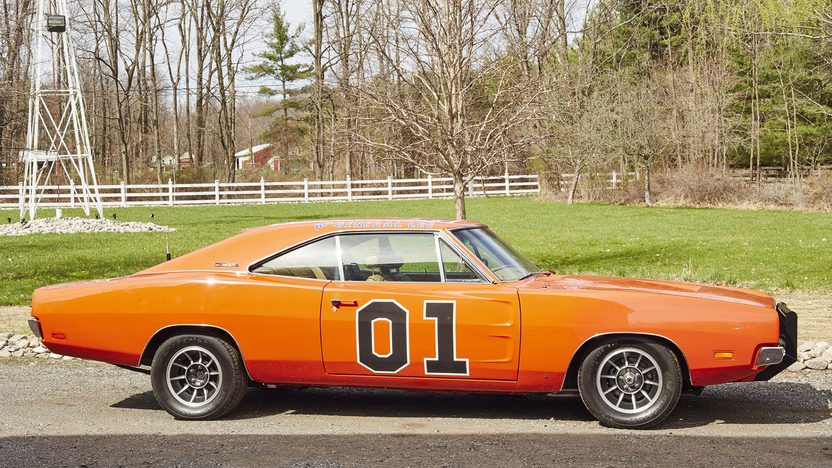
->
[320,231,521,382]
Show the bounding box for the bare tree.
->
[618,72,674,208]
[0,0,32,185]
[361,0,542,219]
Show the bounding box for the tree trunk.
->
[643,164,652,208]
[453,174,467,220]
[312,0,325,180]
[567,166,582,205]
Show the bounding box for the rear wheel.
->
[577,341,682,429]
[150,334,247,419]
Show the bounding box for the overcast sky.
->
[282,2,312,31]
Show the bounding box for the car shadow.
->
[111,380,832,428]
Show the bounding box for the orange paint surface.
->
[31,218,783,392]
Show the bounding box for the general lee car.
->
[27,218,797,428]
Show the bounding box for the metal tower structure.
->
[20,0,103,220]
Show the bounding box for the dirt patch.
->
[776,292,832,343]
[0,307,30,334]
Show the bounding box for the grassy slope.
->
[1,198,830,305]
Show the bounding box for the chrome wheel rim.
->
[166,346,222,408]
[595,347,663,414]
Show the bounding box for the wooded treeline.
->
[0,0,830,218]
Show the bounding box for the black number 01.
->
[356,300,469,375]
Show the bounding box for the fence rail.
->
[0,173,542,210]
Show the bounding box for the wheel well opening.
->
[561,334,692,391]
[140,325,246,372]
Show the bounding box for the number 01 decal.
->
[356,299,468,375]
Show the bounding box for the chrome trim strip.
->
[248,229,490,284]
[138,324,254,381]
[436,230,494,283]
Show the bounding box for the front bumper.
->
[754,302,798,381]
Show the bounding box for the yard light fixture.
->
[46,15,66,33]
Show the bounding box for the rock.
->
[9,334,24,343]
[786,361,806,372]
[15,338,29,348]
[804,358,830,370]
[798,351,812,361]
[23,352,35,358]
[61,356,73,361]
[48,353,62,359]
[0,332,13,340]
[0,217,175,237]
[32,346,48,354]
[27,339,39,348]
[822,348,832,361]
[811,341,830,358]
[798,341,815,353]
[0,340,6,349]
[0,350,10,358]
[11,350,24,357]
[35,353,48,359]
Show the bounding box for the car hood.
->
[521,274,775,308]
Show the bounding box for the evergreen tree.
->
[245,2,313,168]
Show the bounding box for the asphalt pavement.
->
[0,359,829,466]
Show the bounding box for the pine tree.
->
[245,3,313,169]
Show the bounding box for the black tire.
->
[577,341,682,429]
[150,334,247,419]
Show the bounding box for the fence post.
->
[468,178,475,197]
[214,180,220,205]
[70,180,76,208]
[260,177,266,204]
[303,178,309,202]
[346,176,353,202]
[387,176,393,201]
[18,183,24,215]
[120,181,127,207]
[427,175,433,199]
[168,178,174,206]
[504,169,510,195]
[611,171,618,190]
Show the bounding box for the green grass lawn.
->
[1,198,830,305]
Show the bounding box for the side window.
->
[438,240,481,282]
[253,237,340,280]
[340,233,441,282]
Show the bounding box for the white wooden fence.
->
[0,173,541,209]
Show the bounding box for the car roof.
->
[139,218,485,275]
[249,218,484,235]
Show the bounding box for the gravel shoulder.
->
[0,359,830,465]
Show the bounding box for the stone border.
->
[788,341,832,371]
[0,332,73,360]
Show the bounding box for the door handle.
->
[331,299,359,309]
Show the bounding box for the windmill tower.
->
[20,0,103,220]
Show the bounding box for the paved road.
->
[0,360,830,466]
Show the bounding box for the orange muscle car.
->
[27,218,797,428]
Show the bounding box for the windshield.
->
[452,228,539,281]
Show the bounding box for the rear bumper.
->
[754,302,798,381]
[27,317,42,339]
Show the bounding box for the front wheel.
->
[577,341,682,429]
[150,334,247,419]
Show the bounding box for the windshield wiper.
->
[517,271,548,281]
